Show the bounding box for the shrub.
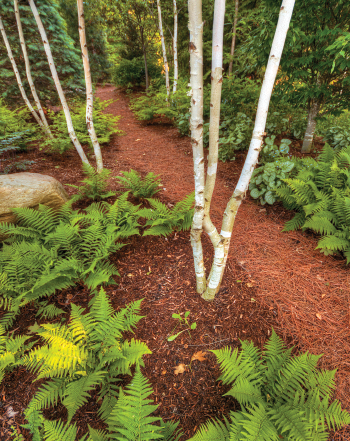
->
[115,169,161,199]
[189,330,350,440]
[276,144,350,261]
[111,57,161,88]
[40,98,122,154]
[67,163,116,202]
[317,111,350,149]
[249,158,296,205]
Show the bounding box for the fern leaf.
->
[107,369,163,440]
[43,418,77,441]
[87,426,110,441]
[225,378,264,407]
[160,420,182,441]
[269,403,310,440]
[187,418,230,440]
[27,378,66,411]
[282,213,306,231]
[302,216,337,235]
[240,403,279,440]
[62,371,106,423]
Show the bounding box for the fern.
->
[190,329,350,440]
[67,163,116,202]
[115,169,162,199]
[276,144,350,261]
[139,192,195,237]
[24,289,149,431]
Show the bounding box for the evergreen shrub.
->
[112,57,161,88]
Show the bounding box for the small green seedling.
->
[167,311,197,341]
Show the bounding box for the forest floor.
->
[2,86,350,440]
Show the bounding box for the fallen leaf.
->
[174,363,186,375]
[321,294,326,298]
[246,282,254,288]
[6,406,18,418]
[161,370,167,375]
[239,314,243,319]
[251,298,256,302]
[135,138,141,141]
[316,313,322,320]
[27,322,40,335]
[191,351,207,362]
[184,344,188,349]
[167,255,172,258]
[127,273,133,277]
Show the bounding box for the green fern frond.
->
[302,216,337,235]
[187,418,230,440]
[62,371,106,423]
[240,403,279,440]
[316,235,350,253]
[282,213,306,231]
[27,378,66,412]
[269,403,309,440]
[115,169,161,199]
[43,418,77,441]
[107,369,163,440]
[160,420,183,441]
[86,426,110,441]
[36,301,65,320]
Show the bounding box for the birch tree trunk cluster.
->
[1,0,106,170]
[189,0,296,300]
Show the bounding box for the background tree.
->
[228,0,238,76]
[0,0,83,104]
[58,0,110,83]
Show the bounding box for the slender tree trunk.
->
[14,0,53,139]
[77,0,103,171]
[189,0,206,294]
[301,98,321,153]
[173,0,178,93]
[198,0,296,300]
[140,28,149,91]
[228,0,239,76]
[157,0,170,97]
[0,15,44,130]
[202,0,226,298]
[28,0,89,165]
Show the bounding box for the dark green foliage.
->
[189,330,350,440]
[139,193,195,237]
[40,99,122,154]
[276,144,350,262]
[317,111,350,149]
[115,169,161,199]
[0,196,141,326]
[68,164,116,202]
[111,57,161,88]
[0,0,83,105]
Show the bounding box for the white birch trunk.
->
[228,0,239,76]
[188,0,206,294]
[14,0,53,139]
[202,0,296,300]
[173,0,178,93]
[77,0,103,172]
[28,0,89,165]
[301,99,320,153]
[157,0,170,97]
[0,15,44,129]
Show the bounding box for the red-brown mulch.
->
[1,86,350,440]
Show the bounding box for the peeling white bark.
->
[0,15,44,129]
[189,0,206,293]
[301,99,320,153]
[202,0,296,300]
[14,0,53,138]
[77,0,103,172]
[28,0,89,165]
[228,0,239,76]
[157,0,170,97]
[173,0,178,93]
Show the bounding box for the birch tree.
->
[157,0,170,97]
[28,0,89,166]
[189,0,296,300]
[0,15,44,130]
[173,0,178,93]
[228,0,238,76]
[77,0,103,171]
[13,0,53,139]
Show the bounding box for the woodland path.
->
[96,86,350,413]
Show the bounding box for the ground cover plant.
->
[116,169,162,199]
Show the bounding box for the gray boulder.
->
[0,172,69,225]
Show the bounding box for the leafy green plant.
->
[111,57,161,88]
[276,144,350,262]
[317,111,350,149]
[40,99,122,154]
[167,311,197,342]
[259,136,292,164]
[189,329,350,440]
[67,163,116,202]
[249,158,296,205]
[265,111,290,135]
[0,195,141,327]
[139,192,195,237]
[115,169,161,199]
